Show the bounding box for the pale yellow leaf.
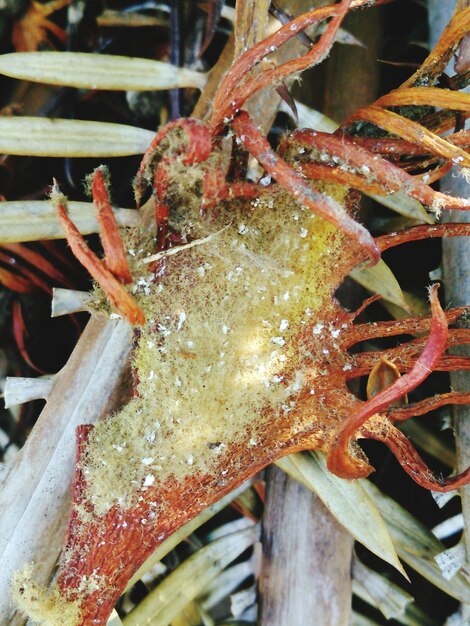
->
[0,118,155,157]
[107,610,123,626]
[0,201,138,243]
[0,52,206,91]
[368,192,434,224]
[350,258,410,311]
[295,100,340,133]
[363,481,470,603]
[382,290,429,320]
[123,526,258,626]
[400,420,455,468]
[276,451,405,576]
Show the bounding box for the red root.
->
[54,192,145,325]
[365,424,470,491]
[232,110,380,261]
[211,0,391,133]
[349,349,470,379]
[388,391,470,422]
[212,0,353,132]
[347,105,470,168]
[91,168,133,284]
[377,223,470,250]
[281,129,470,212]
[343,129,470,159]
[346,306,469,346]
[327,285,448,479]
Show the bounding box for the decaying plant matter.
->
[8,1,470,624]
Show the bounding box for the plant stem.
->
[259,465,353,625]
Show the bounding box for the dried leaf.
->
[107,609,124,626]
[123,526,258,626]
[0,201,138,243]
[51,288,91,318]
[352,560,436,626]
[0,117,156,158]
[363,481,470,603]
[276,452,405,576]
[353,557,413,620]
[4,375,55,408]
[350,258,410,311]
[200,560,254,611]
[234,0,270,58]
[352,613,382,626]
[0,52,207,91]
[279,454,470,601]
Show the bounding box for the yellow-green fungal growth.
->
[82,187,348,515]
[11,565,80,626]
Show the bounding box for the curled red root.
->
[327,285,447,479]
[365,424,470,492]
